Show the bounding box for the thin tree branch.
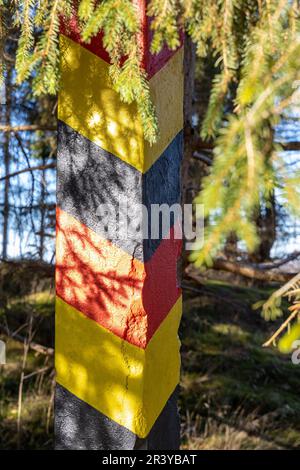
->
[23,366,51,380]
[0,124,56,132]
[193,151,213,165]
[192,136,300,153]
[212,258,297,282]
[262,308,300,348]
[0,163,55,182]
[259,252,300,270]
[281,141,300,151]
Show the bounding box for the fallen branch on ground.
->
[212,258,296,283]
[0,324,54,356]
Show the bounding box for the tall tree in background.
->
[2,64,11,259]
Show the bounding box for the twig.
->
[193,151,212,166]
[264,272,300,306]
[17,314,33,448]
[262,308,300,348]
[191,135,300,152]
[0,163,55,182]
[0,124,56,132]
[23,366,51,380]
[46,377,55,434]
[259,252,300,270]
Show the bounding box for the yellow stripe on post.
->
[58,34,183,173]
[55,295,182,438]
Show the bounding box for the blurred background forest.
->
[1,0,300,450]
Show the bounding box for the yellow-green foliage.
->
[14,0,73,93]
[187,1,300,266]
[147,1,300,266]
[278,323,300,354]
[259,273,300,322]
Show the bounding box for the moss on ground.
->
[180,282,300,449]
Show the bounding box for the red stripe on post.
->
[56,207,181,349]
[60,1,183,79]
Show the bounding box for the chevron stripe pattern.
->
[55,1,183,450]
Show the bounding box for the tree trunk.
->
[182,34,196,207]
[181,35,196,269]
[250,191,276,262]
[2,66,11,260]
[38,154,47,260]
[249,124,276,262]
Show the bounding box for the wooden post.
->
[55,2,183,450]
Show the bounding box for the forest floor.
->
[0,280,300,450]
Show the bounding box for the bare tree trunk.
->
[182,35,196,270]
[249,125,277,263]
[2,66,11,260]
[182,34,196,207]
[38,154,47,260]
[250,192,276,263]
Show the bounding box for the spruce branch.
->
[3,0,161,144]
[80,0,159,144]
[191,0,300,267]
[258,273,300,351]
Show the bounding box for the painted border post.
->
[55,2,184,450]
